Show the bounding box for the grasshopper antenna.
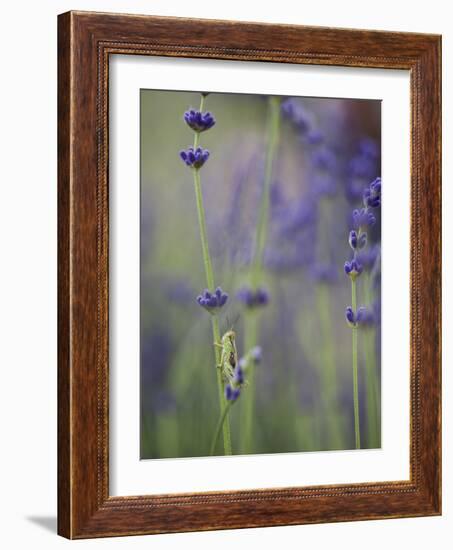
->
[227,312,241,331]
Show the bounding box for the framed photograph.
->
[58,11,441,539]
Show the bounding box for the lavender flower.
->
[348,230,367,251]
[345,305,369,327]
[225,384,241,402]
[196,287,228,314]
[236,286,270,308]
[344,258,363,279]
[180,146,210,169]
[363,177,382,208]
[183,109,216,133]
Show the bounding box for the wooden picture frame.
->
[58,10,441,539]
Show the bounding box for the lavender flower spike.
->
[196,287,228,314]
[180,146,210,169]
[183,109,216,133]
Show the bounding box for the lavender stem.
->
[191,94,232,455]
[351,277,361,449]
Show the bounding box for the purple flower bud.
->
[363,177,381,208]
[196,286,228,314]
[183,109,216,132]
[349,230,358,250]
[346,305,373,327]
[345,306,356,326]
[344,258,363,279]
[180,146,210,169]
[225,384,241,402]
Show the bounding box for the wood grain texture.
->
[57,10,442,539]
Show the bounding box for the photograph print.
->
[140,89,382,459]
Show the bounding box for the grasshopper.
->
[214,329,238,385]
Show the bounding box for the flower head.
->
[183,109,216,133]
[349,230,367,251]
[352,208,376,230]
[180,146,210,169]
[225,384,241,402]
[344,258,363,279]
[236,286,270,308]
[196,287,228,314]
[363,177,382,208]
[345,305,369,327]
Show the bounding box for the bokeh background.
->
[140,89,381,459]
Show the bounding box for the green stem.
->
[351,278,361,449]
[193,170,214,290]
[191,94,232,455]
[210,400,233,456]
